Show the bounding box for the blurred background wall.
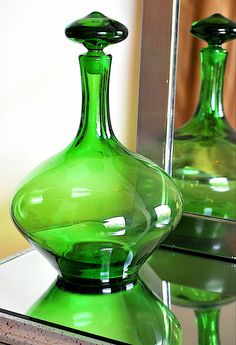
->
[0,0,143,258]
[175,0,236,129]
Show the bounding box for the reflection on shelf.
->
[28,278,182,345]
[171,284,235,345]
[145,247,236,345]
[163,213,236,260]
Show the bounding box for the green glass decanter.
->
[28,278,182,345]
[11,12,183,292]
[171,283,235,345]
[173,14,236,220]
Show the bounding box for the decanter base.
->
[32,243,138,294]
[56,275,137,294]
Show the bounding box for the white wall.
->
[0,0,143,257]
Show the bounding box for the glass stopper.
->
[65,11,128,50]
[191,13,236,45]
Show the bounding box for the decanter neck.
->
[195,46,227,120]
[195,308,220,345]
[75,51,114,144]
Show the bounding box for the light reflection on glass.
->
[31,196,44,204]
[154,205,171,227]
[104,216,126,236]
[122,251,133,279]
[71,187,90,198]
[73,312,93,327]
[181,167,200,176]
[212,243,221,250]
[209,177,230,192]
[203,207,213,216]
[100,247,113,283]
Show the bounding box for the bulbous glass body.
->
[11,131,182,290]
[11,12,183,292]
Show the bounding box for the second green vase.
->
[173,14,236,220]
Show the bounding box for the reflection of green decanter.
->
[171,284,235,345]
[173,14,236,220]
[11,12,183,292]
[29,278,182,345]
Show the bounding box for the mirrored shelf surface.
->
[0,248,235,345]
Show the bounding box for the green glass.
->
[173,14,236,220]
[11,12,183,292]
[171,283,235,345]
[28,278,182,345]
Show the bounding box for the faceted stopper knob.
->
[191,13,236,45]
[65,12,128,50]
